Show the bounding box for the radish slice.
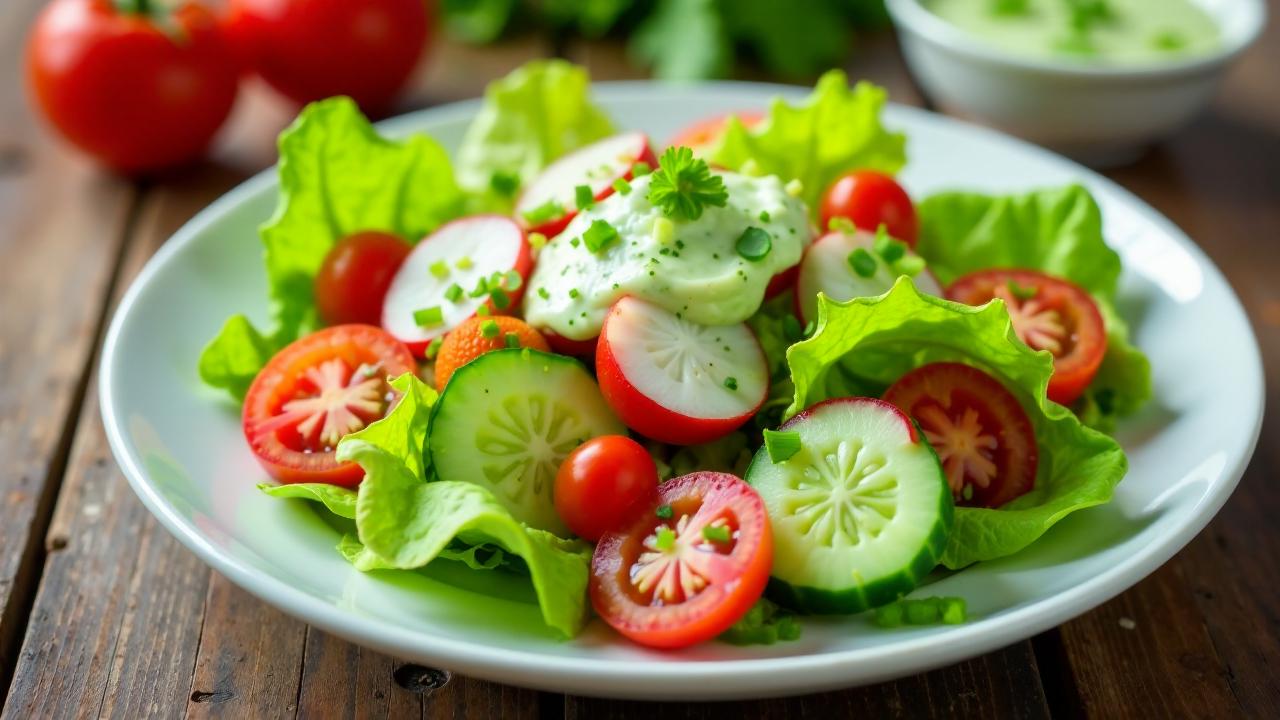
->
[516,132,657,239]
[596,296,768,446]
[381,215,531,356]
[796,229,943,325]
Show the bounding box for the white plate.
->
[100,82,1264,700]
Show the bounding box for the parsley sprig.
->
[647,146,728,221]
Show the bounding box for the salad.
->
[200,60,1150,648]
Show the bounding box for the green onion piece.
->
[655,527,676,552]
[425,336,444,360]
[893,254,926,277]
[468,277,489,298]
[444,283,464,303]
[528,232,548,251]
[521,199,564,225]
[490,288,511,310]
[582,219,619,253]
[1006,279,1038,300]
[490,171,520,197]
[504,332,521,349]
[874,229,907,264]
[763,429,802,463]
[735,227,773,262]
[412,306,443,328]
[429,260,450,279]
[723,377,738,391]
[574,184,595,210]
[873,602,906,628]
[569,237,580,248]
[631,161,652,177]
[702,525,732,543]
[537,287,550,300]
[1152,30,1187,51]
[848,248,878,278]
[905,600,940,625]
[503,270,523,291]
[758,210,771,223]
[480,319,500,339]
[827,216,857,234]
[989,0,1029,16]
[476,305,491,317]
[655,504,674,520]
[941,597,967,624]
[456,256,474,270]
[568,288,580,299]
[612,177,632,195]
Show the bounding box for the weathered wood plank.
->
[566,642,1048,719]
[0,165,257,718]
[0,0,139,693]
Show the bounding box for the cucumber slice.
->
[745,397,953,614]
[428,349,625,536]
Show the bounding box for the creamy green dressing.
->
[925,0,1220,64]
[524,172,811,341]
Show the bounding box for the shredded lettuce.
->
[455,60,615,197]
[199,97,464,399]
[787,280,1128,569]
[709,71,906,211]
[719,597,802,645]
[916,185,1152,431]
[334,374,593,638]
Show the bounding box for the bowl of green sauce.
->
[887,0,1266,165]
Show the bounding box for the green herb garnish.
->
[429,260,450,279]
[490,171,520,197]
[582,219,619,253]
[647,146,728,221]
[480,319,500,339]
[489,288,511,310]
[444,283,464,303]
[455,256,474,271]
[723,376,738,391]
[655,504,674,520]
[701,525,732,543]
[412,306,443,328]
[537,287,550,300]
[763,429,802,463]
[848,248,878,278]
[873,227,906,264]
[574,184,595,210]
[425,336,443,360]
[504,332,521,349]
[613,177,632,195]
[1006,279,1038,301]
[521,199,564,225]
[631,160,652,177]
[655,527,676,551]
[735,227,773,262]
[503,269,523,291]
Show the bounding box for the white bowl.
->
[886,0,1267,165]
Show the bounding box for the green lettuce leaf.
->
[916,185,1152,430]
[199,97,464,399]
[709,71,906,211]
[258,482,357,520]
[787,280,1128,569]
[719,597,802,646]
[335,373,593,638]
[746,294,802,429]
[455,60,615,196]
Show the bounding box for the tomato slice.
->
[590,472,772,649]
[243,324,417,487]
[947,269,1107,405]
[883,362,1038,509]
[666,111,765,154]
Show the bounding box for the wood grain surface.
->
[1,2,1277,717]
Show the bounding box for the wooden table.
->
[2,3,1277,716]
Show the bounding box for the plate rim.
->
[98,80,1266,699]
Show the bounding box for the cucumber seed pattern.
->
[475,394,589,506]
[780,439,898,547]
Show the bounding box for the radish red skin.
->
[595,300,768,445]
[518,135,658,239]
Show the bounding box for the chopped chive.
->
[537,287,550,300]
[1006,279,1038,300]
[652,217,675,245]
[521,199,564,225]
[489,171,520,197]
[424,336,443,360]
[429,260,450,279]
[893,254,925,277]
[873,602,906,628]
[702,525,732,543]
[412,306,443,328]
[655,527,676,551]
[574,184,595,210]
[848,248,878,278]
[455,256,474,270]
[528,232,548,251]
[480,319,500,339]
[612,177,632,195]
[469,277,489,297]
[782,314,804,343]
[631,161,652,177]
[735,227,773,262]
[758,210,771,222]
[785,178,804,197]
[874,229,907,264]
[828,216,856,234]
[723,377,738,391]
[503,270,523,291]
[905,600,940,625]
[655,504,673,520]
[570,237,580,248]
[476,305,491,317]
[763,429,802,463]
[583,219,619,253]
[504,332,521,349]
[568,288,581,299]
[444,283,464,303]
[490,288,511,310]
[1152,29,1188,51]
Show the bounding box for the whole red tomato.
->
[224,0,431,114]
[26,0,239,173]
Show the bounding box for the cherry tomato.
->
[883,362,1038,509]
[243,325,417,487]
[314,231,411,327]
[819,170,918,247]
[554,436,659,542]
[947,269,1107,405]
[591,472,772,649]
[26,0,239,173]
[434,315,550,389]
[223,0,430,113]
[667,111,765,155]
